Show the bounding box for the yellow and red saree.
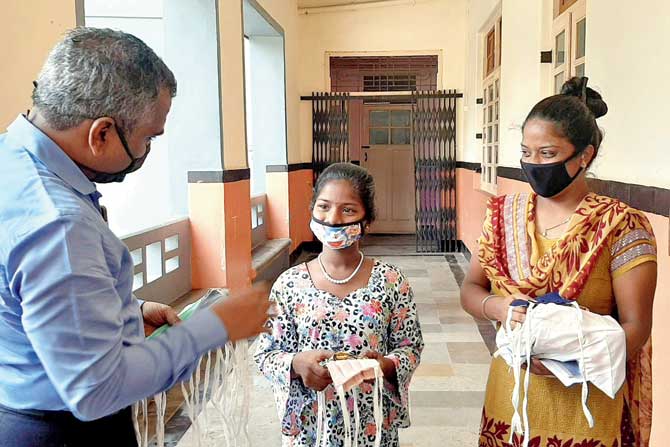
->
[478,192,656,447]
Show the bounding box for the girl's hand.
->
[362,350,397,382]
[292,350,334,391]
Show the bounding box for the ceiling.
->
[297,0,400,9]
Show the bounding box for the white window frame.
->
[552,0,586,93]
[480,13,502,195]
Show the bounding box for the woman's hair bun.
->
[560,76,608,118]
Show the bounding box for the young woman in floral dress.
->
[255,163,424,447]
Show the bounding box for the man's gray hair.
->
[32,27,177,134]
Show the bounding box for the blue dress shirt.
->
[0,115,228,421]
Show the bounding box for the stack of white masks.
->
[494,293,626,447]
[316,357,384,447]
[134,289,253,447]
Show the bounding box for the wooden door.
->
[361,105,415,234]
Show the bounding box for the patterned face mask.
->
[310,217,365,250]
[316,356,384,447]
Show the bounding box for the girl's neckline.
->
[303,258,380,300]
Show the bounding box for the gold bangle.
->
[481,295,498,321]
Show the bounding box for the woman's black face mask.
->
[520,150,583,198]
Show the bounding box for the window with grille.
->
[363,75,418,92]
[330,56,438,92]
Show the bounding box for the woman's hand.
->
[527,358,555,377]
[489,293,532,326]
[292,350,334,391]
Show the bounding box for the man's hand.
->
[292,350,334,391]
[142,302,181,336]
[211,283,273,342]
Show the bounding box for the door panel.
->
[362,105,415,234]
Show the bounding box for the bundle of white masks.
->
[315,357,384,447]
[494,293,626,447]
[133,289,253,447]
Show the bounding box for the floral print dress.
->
[254,260,424,447]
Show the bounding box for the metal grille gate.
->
[303,90,460,253]
[412,90,458,253]
[311,92,350,181]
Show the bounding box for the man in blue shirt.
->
[0,28,270,446]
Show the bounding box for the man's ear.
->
[88,117,116,157]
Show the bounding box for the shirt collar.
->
[7,114,97,196]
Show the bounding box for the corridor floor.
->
[173,250,491,447]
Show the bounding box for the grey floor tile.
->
[447,342,493,364]
[410,390,485,408]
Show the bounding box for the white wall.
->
[246,35,288,196]
[462,0,670,191]
[86,0,223,236]
[461,0,550,168]
[587,0,670,189]
[254,0,302,164]
[163,0,222,208]
[85,0,174,237]
[297,0,468,163]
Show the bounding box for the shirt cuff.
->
[181,309,229,354]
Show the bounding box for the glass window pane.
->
[370,111,389,126]
[391,128,410,145]
[494,124,498,143]
[575,63,585,77]
[488,126,493,142]
[164,235,179,252]
[554,71,565,94]
[576,19,586,59]
[488,105,493,122]
[489,86,493,102]
[495,79,499,99]
[133,272,144,291]
[165,256,180,274]
[130,249,143,266]
[146,242,162,284]
[390,110,411,127]
[495,102,499,120]
[370,128,389,144]
[494,145,498,164]
[555,30,566,67]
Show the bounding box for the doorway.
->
[361,104,416,234]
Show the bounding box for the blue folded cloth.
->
[510,292,571,308]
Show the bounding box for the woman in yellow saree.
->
[461,77,657,447]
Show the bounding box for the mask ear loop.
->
[337,384,352,447]
[316,390,326,447]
